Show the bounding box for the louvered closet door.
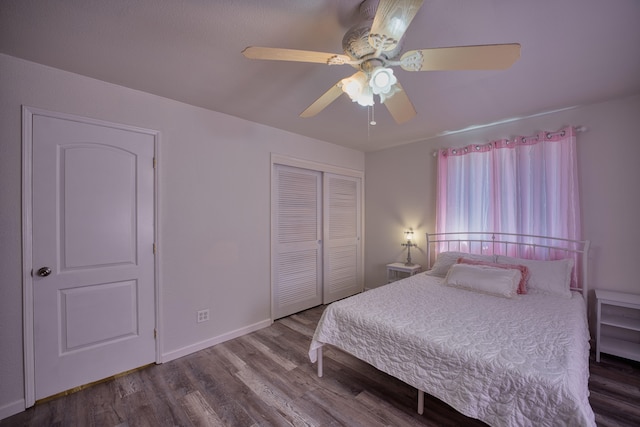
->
[323,173,362,304]
[273,165,322,319]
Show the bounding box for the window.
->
[436,126,580,252]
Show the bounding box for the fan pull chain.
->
[367,106,370,142]
[367,105,377,142]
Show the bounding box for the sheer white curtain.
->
[436,126,581,256]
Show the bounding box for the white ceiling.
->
[1,0,639,152]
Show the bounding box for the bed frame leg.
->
[317,347,323,377]
[417,390,424,415]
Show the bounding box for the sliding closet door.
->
[323,173,363,304]
[272,165,322,319]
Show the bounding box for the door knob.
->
[37,267,52,277]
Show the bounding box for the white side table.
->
[595,289,640,363]
[386,262,422,283]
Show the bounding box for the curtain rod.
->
[431,126,588,157]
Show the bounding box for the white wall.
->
[0,53,364,418]
[365,94,640,300]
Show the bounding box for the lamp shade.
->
[341,72,374,107]
[370,67,397,95]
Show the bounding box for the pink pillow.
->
[457,257,529,294]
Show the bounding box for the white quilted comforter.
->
[309,274,595,427]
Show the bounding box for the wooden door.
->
[323,173,362,303]
[30,111,156,400]
[272,165,322,319]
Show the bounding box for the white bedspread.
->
[309,273,595,427]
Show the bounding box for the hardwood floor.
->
[2,304,640,426]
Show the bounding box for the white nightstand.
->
[595,289,640,363]
[386,262,422,283]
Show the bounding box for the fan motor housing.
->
[342,19,404,64]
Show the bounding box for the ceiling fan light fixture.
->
[356,87,374,107]
[341,72,374,106]
[370,66,397,95]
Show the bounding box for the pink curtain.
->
[436,126,581,257]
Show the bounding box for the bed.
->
[309,232,596,427]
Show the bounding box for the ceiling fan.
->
[242,0,520,124]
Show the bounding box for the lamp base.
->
[402,240,416,267]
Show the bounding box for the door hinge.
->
[153,243,156,254]
[153,157,156,168]
[154,329,157,339]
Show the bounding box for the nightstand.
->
[595,289,640,363]
[386,262,422,283]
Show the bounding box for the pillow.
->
[496,255,574,298]
[444,263,521,298]
[457,257,529,294]
[426,251,495,277]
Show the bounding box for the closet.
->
[272,161,362,319]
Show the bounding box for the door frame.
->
[21,106,162,407]
[270,153,365,320]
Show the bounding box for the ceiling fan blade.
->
[383,83,416,124]
[400,43,521,71]
[369,0,424,52]
[242,46,351,65]
[300,81,345,118]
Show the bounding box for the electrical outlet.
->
[197,309,209,323]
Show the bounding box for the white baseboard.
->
[0,399,25,421]
[161,318,272,363]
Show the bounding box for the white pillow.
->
[496,255,574,298]
[445,263,521,298]
[426,251,495,277]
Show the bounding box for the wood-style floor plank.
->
[2,304,639,426]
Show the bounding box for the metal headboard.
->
[426,232,591,301]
